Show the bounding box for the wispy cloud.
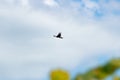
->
[42,0,59,7]
[0,0,120,80]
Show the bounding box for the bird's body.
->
[53,32,63,39]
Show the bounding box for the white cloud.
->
[20,0,30,9]
[43,0,58,7]
[0,0,30,9]
[83,0,99,9]
[4,0,15,4]
[0,0,120,80]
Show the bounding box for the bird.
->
[53,32,63,39]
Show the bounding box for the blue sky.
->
[0,0,120,80]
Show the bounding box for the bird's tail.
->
[61,37,63,39]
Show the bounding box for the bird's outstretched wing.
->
[56,33,61,37]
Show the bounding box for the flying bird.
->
[53,32,63,39]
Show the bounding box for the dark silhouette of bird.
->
[53,32,63,39]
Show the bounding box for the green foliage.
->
[49,58,120,80]
[50,69,70,80]
[113,76,120,80]
[74,58,120,80]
